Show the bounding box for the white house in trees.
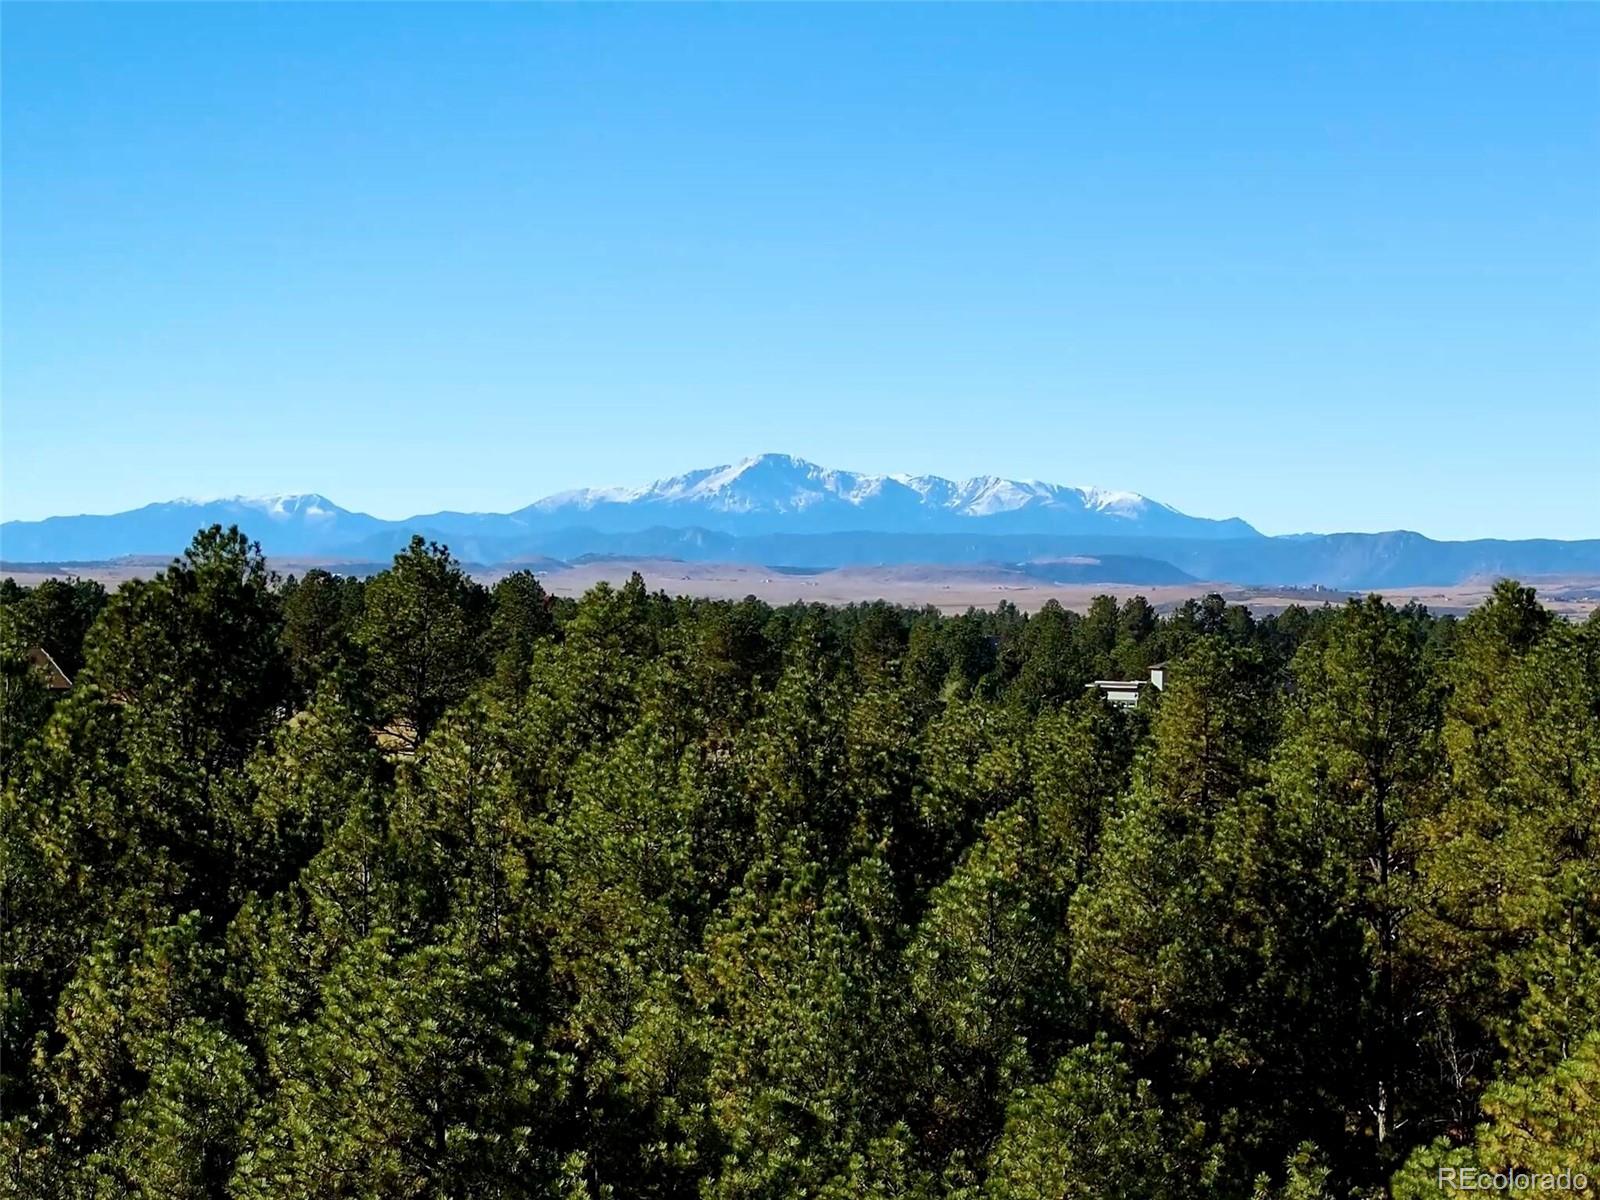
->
[1087,661,1168,709]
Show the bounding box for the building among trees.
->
[1087,660,1167,707]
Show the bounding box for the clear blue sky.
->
[4,4,1597,539]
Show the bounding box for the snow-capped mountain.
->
[222,493,345,522]
[528,455,913,516]
[511,454,1258,538]
[0,454,1255,560]
[5,456,1599,587]
[0,495,390,562]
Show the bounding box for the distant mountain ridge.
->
[509,453,1256,538]
[0,494,392,563]
[0,453,1256,560]
[4,454,1598,589]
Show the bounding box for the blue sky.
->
[4,4,1597,539]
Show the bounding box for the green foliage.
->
[487,569,555,695]
[354,536,488,748]
[85,525,291,779]
[231,933,556,1199]
[983,1037,1168,1200]
[279,568,365,697]
[0,602,55,784]
[3,537,1595,1199]
[0,575,107,676]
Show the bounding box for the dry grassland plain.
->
[5,557,1599,619]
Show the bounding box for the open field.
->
[521,559,1311,615]
[524,560,1600,618]
[6,556,1599,618]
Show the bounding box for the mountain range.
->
[4,454,1598,590]
[515,455,1259,539]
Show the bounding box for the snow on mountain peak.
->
[524,456,1173,524]
[162,461,1210,537]
[169,493,344,522]
[0,455,1263,565]
[229,494,340,521]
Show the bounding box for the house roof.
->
[26,646,72,690]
